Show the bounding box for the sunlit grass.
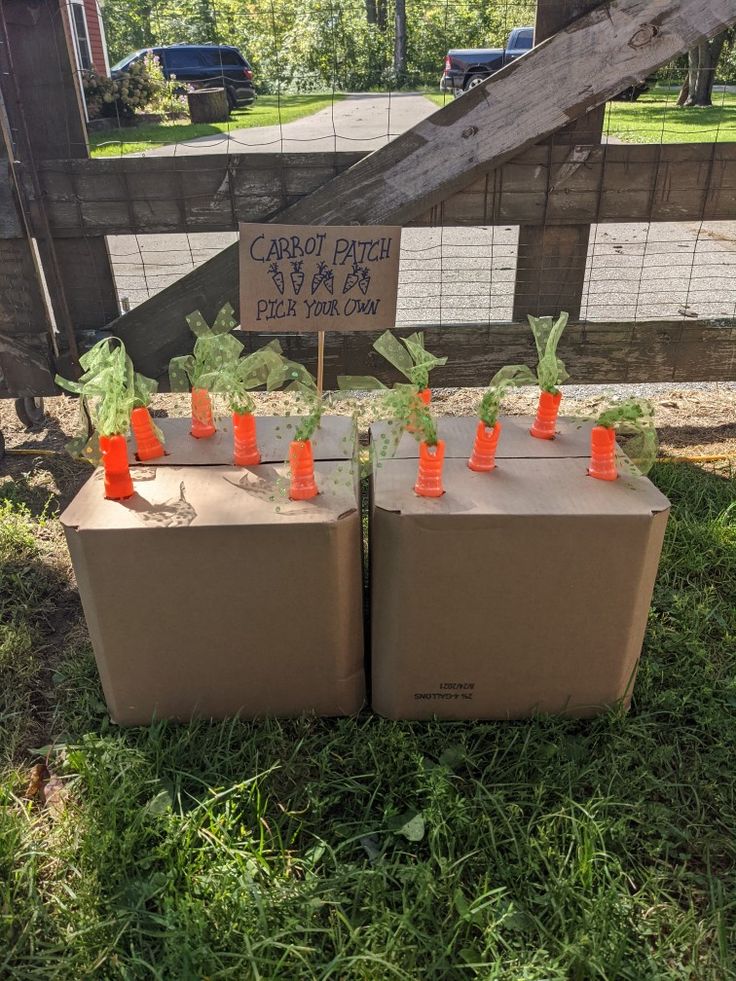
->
[90,93,343,157]
[1,462,735,976]
[425,85,736,143]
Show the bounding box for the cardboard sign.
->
[239,223,401,332]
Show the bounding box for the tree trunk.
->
[394,0,407,83]
[365,0,377,25]
[376,0,387,30]
[681,31,727,106]
[187,88,230,123]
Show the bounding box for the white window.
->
[70,0,92,72]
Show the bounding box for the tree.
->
[677,30,727,107]
[394,0,407,82]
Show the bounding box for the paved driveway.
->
[143,92,435,156]
[110,93,736,328]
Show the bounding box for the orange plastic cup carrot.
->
[588,425,618,481]
[191,387,216,439]
[530,389,562,440]
[130,406,165,461]
[414,440,445,497]
[289,439,318,500]
[99,434,134,500]
[233,411,261,466]
[468,420,502,472]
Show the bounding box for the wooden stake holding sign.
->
[239,223,402,390]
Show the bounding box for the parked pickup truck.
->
[440,25,650,100]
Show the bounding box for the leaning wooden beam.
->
[111,0,736,373]
[21,143,736,237]
[233,320,736,389]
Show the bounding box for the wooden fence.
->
[0,0,735,400]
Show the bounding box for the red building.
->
[65,0,110,77]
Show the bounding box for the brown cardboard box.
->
[371,414,594,460]
[370,431,670,720]
[127,415,356,466]
[62,418,364,725]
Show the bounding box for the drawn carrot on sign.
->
[269,262,285,295]
[169,304,243,439]
[55,337,149,500]
[468,365,531,472]
[343,262,360,294]
[311,260,334,295]
[342,262,371,295]
[588,399,657,481]
[290,260,305,295]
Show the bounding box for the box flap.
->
[127,415,356,466]
[370,415,593,460]
[61,461,358,532]
[373,456,671,518]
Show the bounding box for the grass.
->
[89,93,344,157]
[425,85,736,143]
[1,461,735,977]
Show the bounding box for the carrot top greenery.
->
[198,340,285,415]
[169,304,244,393]
[477,365,534,427]
[55,337,158,456]
[504,312,570,395]
[337,330,447,393]
[595,398,658,474]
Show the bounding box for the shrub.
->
[83,54,185,120]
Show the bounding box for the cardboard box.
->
[370,414,594,460]
[62,417,364,725]
[127,415,356,466]
[370,422,670,720]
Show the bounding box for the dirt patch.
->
[2,386,735,516]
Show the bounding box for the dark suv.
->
[111,44,256,109]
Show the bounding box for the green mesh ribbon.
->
[496,312,570,396]
[527,312,569,393]
[477,365,535,427]
[373,330,447,389]
[169,304,243,392]
[596,398,658,475]
[337,330,447,392]
[361,384,439,471]
[198,340,285,414]
[55,337,159,460]
[290,377,324,442]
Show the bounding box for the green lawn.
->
[90,94,343,157]
[1,460,735,977]
[425,85,736,143]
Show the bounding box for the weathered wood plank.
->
[232,319,736,389]
[513,0,604,321]
[120,318,736,389]
[0,0,118,341]
[111,0,736,362]
[21,142,736,239]
[0,331,57,397]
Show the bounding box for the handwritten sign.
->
[239,223,401,332]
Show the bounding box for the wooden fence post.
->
[0,0,118,374]
[512,0,605,321]
[0,87,57,396]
